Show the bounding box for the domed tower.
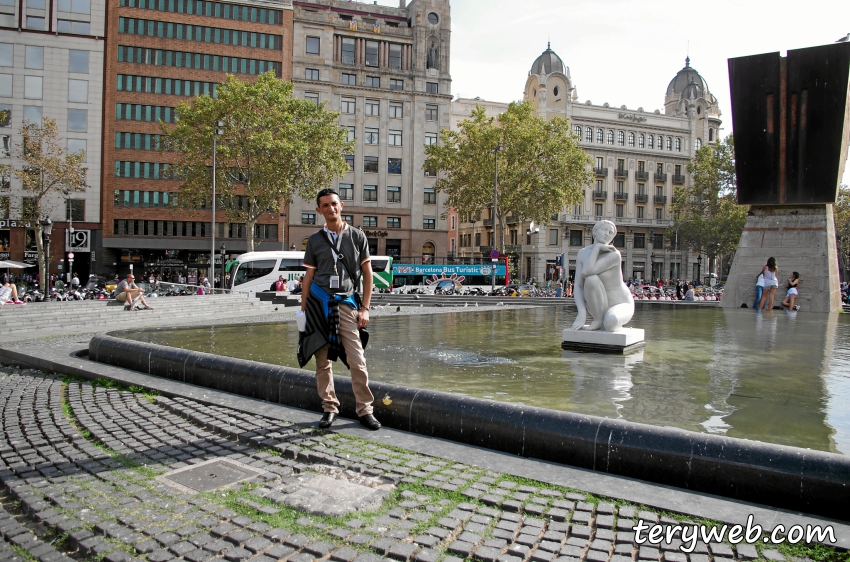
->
[524,43,574,119]
[664,57,722,147]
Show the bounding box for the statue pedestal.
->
[561,327,645,354]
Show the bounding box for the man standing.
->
[299,188,380,430]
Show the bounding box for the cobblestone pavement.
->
[0,367,826,562]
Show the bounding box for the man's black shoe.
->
[359,414,381,431]
[318,412,337,428]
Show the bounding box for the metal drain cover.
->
[160,459,263,493]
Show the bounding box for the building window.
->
[695,138,702,150]
[388,43,403,69]
[596,179,604,191]
[596,156,604,168]
[666,137,672,151]
[709,128,714,141]
[67,109,87,132]
[0,45,10,68]
[387,217,400,228]
[607,131,614,145]
[344,154,354,171]
[425,104,438,121]
[389,79,403,91]
[653,233,664,248]
[341,97,355,114]
[345,125,355,142]
[389,101,403,118]
[656,162,664,175]
[363,185,377,201]
[24,76,42,100]
[574,125,581,138]
[596,128,603,143]
[648,135,654,149]
[23,106,41,123]
[655,207,663,220]
[59,0,90,13]
[340,72,357,84]
[637,183,645,194]
[424,188,436,204]
[387,186,401,203]
[628,132,635,147]
[341,214,354,224]
[570,230,583,246]
[302,213,316,225]
[305,92,319,106]
[363,216,377,228]
[306,36,320,55]
[595,203,602,217]
[1,134,10,157]
[617,158,625,171]
[69,50,89,73]
[616,180,624,193]
[365,127,378,145]
[0,75,10,98]
[366,75,379,88]
[388,130,402,146]
[617,131,625,146]
[365,41,379,66]
[656,185,664,197]
[549,229,558,246]
[388,158,401,174]
[25,46,43,70]
[365,99,379,116]
[338,183,353,200]
[675,137,682,152]
[425,132,437,146]
[303,68,318,81]
[616,204,623,218]
[423,218,435,230]
[426,82,438,94]
[341,38,355,64]
[57,19,90,33]
[613,233,625,248]
[674,164,682,175]
[634,233,645,248]
[69,79,88,103]
[424,161,437,177]
[364,156,378,173]
[26,17,45,30]
[639,134,645,148]
[585,127,592,142]
[636,206,644,219]
[658,135,664,149]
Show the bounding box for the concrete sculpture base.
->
[722,205,841,313]
[562,327,645,354]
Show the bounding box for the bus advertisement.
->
[391,261,509,293]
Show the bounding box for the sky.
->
[368,0,850,186]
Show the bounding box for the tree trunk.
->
[34,224,44,291]
[245,216,256,252]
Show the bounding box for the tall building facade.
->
[287,0,451,262]
[456,47,722,284]
[0,0,105,279]
[102,0,293,281]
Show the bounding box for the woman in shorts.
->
[758,257,779,310]
[782,271,800,311]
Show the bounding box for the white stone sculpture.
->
[569,220,635,332]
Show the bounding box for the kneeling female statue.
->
[569,220,634,332]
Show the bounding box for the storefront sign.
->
[66,229,91,252]
[0,220,32,228]
[632,262,645,271]
[0,252,9,260]
[363,230,389,237]
[393,264,507,276]
[23,251,38,264]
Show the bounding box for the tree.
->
[669,135,746,273]
[424,101,592,252]
[833,184,850,280]
[0,117,87,286]
[160,71,353,251]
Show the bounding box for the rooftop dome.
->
[530,43,565,76]
[666,57,710,98]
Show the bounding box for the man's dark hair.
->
[316,188,339,206]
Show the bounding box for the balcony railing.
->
[654,195,668,204]
[637,218,652,224]
[593,167,608,177]
[483,219,493,226]
[634,193,648,203]
[654,173,668,182]
[672,174,686,184]
[503,244,521,253]
[635,171,649,181]
[614,168,628,178]
[592,190,607,200]
[479,245,494,254]
[614,192,628,201]
[505,216,518,225]
[656,219,673,226]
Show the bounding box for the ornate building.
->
[455,47,722,283]
[288,0,452,262]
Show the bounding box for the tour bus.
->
[391,260,509,294]
[229,251,393,296]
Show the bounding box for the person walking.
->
[298,188,380,431]
[758,257,779,310]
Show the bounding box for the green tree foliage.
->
[160,72,353,251]
[833,184,850,280]
[0,117,87,285]
[669,135,746,269]
[424,101,592,252]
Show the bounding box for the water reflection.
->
[121,306,848,454]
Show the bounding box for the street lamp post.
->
[492,146,503,254]
[211,120,224,292]
[280,212,286,251]
[491,258,498,293]
[219,243,226,292]
[470,218,477,261]
[696,254,702,284]
[63,189,74,282]
[290,244,296,251]
[40,218,52,290]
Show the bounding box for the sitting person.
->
[569,220,634,332]
[291,275,305,294]
[684,285,695,301]
[270,275,286,292]
[782,272,800,310]
[115,274,153,310]
[0,283,24,305]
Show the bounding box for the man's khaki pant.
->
[314,304,374,416]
